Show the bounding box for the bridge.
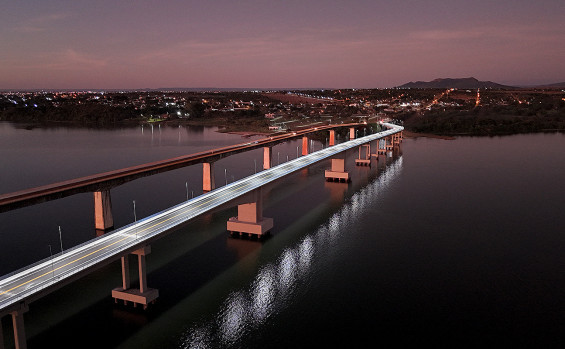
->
[0,123,361,213]
[0,122,403,349]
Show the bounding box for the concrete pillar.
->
[385,136,394,151]
[121,256,130,290]
[302,136,309,156]
[137,253,147,293]
[203,162,215,192]
[349,127,355,140]
[112,246,158,309]
[325,157,350,182]
[9,303,28,349]
[227,188,273,238]
[355,144,371,166]
[263,147,272,170]
[94,190,113,232]
[329,130,335,146]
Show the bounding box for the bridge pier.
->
[355,144,371,166]
[302,136,309,156]
[329,130,335,146]
[263,147,272,170]
[112,246,158,310]
[0,302,28,349]
[227,188,273,238]
[203,162,215,192]
[94,190,114,235]
[385,136,394,153]
[325,157,350,182]
[376,138,386,155]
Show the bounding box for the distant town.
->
[1,83,564,136]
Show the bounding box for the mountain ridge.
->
[398,77,513,89]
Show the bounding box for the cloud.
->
[13,12,72,33]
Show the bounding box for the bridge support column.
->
[94,190,114,235]
[376,139,386,155]
[349,127,355,140]
[355,144,371,166]
[385,136,394,152]
[325,157,350,182]
[203,162,215,192]
[263,147,272,170]
[329,130,335,146]
[2,303,28,349]
[302,136,309,156]
[112,246,158,310]
[227,188,273,238]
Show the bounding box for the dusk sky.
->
[1,0,564,89]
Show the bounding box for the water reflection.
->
[180,156,403,348]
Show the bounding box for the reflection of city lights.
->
[251,265,276,323]
[181,156,403,348]
[219,292,247,345]
[278,249,297,293]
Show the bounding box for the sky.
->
[1,0,564,89]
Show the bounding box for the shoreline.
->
[401,131,456,140]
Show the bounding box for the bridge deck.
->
[0,123,402,314]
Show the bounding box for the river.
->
[1,122,564,347]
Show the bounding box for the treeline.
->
[403,103,565,135]
[0,102,140,126]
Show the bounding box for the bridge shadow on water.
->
[25,150,402,349]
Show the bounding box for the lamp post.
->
[224,169,227,186]
[58,225,63,253]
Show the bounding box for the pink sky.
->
[1,0,564,89]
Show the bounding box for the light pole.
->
[296,146,299,158]
[224,169,227,186]
[277,152,280,165]
[58,225,63,253]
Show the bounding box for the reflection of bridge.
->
[0,123,403,349]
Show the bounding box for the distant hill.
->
[397,77,513,89]
[532,82,565,89]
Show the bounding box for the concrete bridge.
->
[0,122,403,349]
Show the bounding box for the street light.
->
[58,225,63,253]
[296,146,299,158]
[224,169,228,185]
[185,181,189,201]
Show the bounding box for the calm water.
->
[1,122,565,348]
